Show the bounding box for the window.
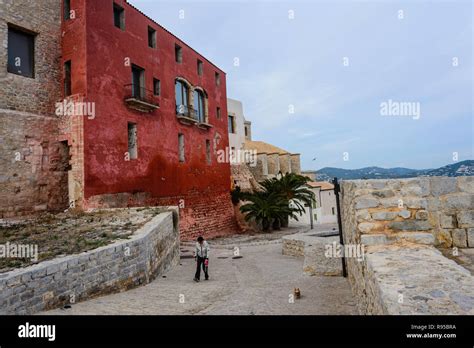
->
[332,207,336,215]
[175,44,182,63]
[215,72,220,86]
[7,26,35,78]
[216,107,221,119]
[178,133,185,162]
[206,140,211,164]
[128,123,137,160]
[148,26,156,48]
[244,127,248,137]
[228,115,235,133]
[175,80,189,112]
[193,89,205,122]
[64,60,72,96]
[314,214,318,221]
[197,59,203,76]
[131,64,145,99]
[153,78,161,96]
[113,3,125,30]
[64,0,71,20]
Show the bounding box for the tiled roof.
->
[243,141,290,155]
[308,181,334,190]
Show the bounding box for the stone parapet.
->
[0,210,180,314]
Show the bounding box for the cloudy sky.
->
[130,0,473,171]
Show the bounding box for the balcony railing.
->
[124,84,159,113]
[176,104,199,123]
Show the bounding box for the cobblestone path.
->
[43,227,357,315]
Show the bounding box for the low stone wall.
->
[282,236,306,257]
[0,210,180,315]
[303,236,342,276]
[341,176,474,314]
[356,245,474,314]
[283,231,343,276]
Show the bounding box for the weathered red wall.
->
[62,0,238,239]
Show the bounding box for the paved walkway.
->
[43,226,357,315]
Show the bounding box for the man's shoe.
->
[205,277,209,280]
[193,278,200,282]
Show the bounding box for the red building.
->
[60,0,238,239]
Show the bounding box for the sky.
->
[129,0,473,171]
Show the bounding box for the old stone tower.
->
[0,0,69,218]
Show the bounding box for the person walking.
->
[193,236,210,282]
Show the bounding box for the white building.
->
[295,181,337,225]
[227,98,251,152]
[227,98,301,182]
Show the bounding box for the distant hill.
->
[314,160,474,181]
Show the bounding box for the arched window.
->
[193,89,205,122]
[175,79,189,114]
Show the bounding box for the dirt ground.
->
[0,207,165,272]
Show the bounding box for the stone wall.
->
[290,154,301,174]
[84,191,239,241]
[341,176,474,314]
[341,177,473,248]
[231,163,261,193]
[0,0,62,115]
[279,154,290,174]
[0,110,69,217]
[247,153,268,182]
[0,210,180,314]
[282,237,305,257]
[266,153,280,176]
[352,244,474,314]
[0,0,68,217]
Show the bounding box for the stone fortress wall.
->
[341,177,474,314]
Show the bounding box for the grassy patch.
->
[0,208,164,273]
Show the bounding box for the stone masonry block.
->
[430,177,458,196]
[452,229,468,248]
[440,214,456,228]
[372,211,398,221]
[355,197,379,209]
[467,228,474,248]
[457,210,474,228]
[388,220,431,231]
[360,234,388,246]
[457,176,474,194]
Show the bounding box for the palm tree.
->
[260,172,315,227]
[239,190,293,231]
[238,172,315,231]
